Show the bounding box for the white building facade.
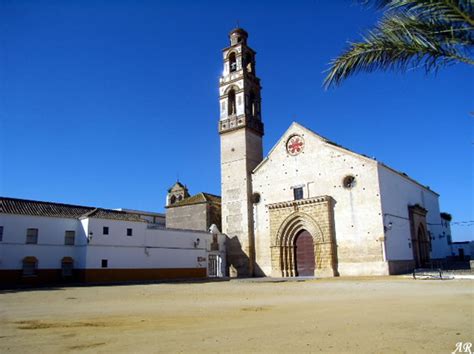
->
[0,198,226,286]
[251,123,451,276]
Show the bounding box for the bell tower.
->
[218,28,264,277]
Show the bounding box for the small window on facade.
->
[26,228,38,244]
[103,226,109,235]
[343,175,356,189]
[101,259,108,268]
[64,230,75,245]
[252,192,261,204]
[127,228,133,236]
[0,226,3,241]
[293,187,304,200]
[22,257,38,276]
[61,257,73,277]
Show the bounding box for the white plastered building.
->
[0,197,226,286]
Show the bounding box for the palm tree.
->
[324,0,474,88]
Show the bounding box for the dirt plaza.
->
[0,277,472,353]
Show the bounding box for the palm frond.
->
[324,0,474,88]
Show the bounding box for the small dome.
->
[229,28,248,45]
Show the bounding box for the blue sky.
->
[1,0,472,240]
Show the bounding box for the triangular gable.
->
[252,121,437,195]
[252,121,374,174]
[168,181,187,192]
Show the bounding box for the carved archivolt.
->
[269,196,337,277]
[274,211,324,247]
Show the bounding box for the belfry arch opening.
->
[229,52,237,72]
[244,53,254,74]
[227,89,236,116]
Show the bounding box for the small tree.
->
[324,0,474,88]
[440,212,453,221]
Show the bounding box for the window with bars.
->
[26,228,38,244]
[64,230,75,245]
[62,258,74,277]
[22,257,38,276]
[293,187,303,200]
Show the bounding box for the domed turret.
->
[229,28,248,46]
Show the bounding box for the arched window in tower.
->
[228,89,236,116]
[245,53,253,74]
[249,91,257,117]
[229,52,237,72]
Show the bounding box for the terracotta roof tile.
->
[0,197,145,222]
[167,192,221,208]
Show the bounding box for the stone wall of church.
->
[221,128,263,276]
[252,123,389,276]
[166,204,209,231]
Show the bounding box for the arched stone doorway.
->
[408,205,430,269]
[269,199,338,277]
[294,230,315,276]
[415,225,430,267]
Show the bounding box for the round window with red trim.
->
[286,135,305,156]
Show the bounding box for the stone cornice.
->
[222,45,256,55]
[219,74,261,90]
[267,196,332,210]
[219,115,264,136]
[409,204,428,216]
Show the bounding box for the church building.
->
[0,28,453,286]
[217,28,450,277]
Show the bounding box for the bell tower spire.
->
[219,28,264,277]
[218,28,263,136]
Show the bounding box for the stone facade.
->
[166,182,190,207]
[166,192,221,232]
[268,196,338,277]
[219,29,263,277]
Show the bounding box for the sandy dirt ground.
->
[0,277,472,353]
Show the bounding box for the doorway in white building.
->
[208,254,223,277]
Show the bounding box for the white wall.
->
[437,218,452,257]
[0,214,86,269]
[252,123,387,276]
[450,242,471,258]
[0,214,226,274]
[84,218,214,269]
[378,165,449,261]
